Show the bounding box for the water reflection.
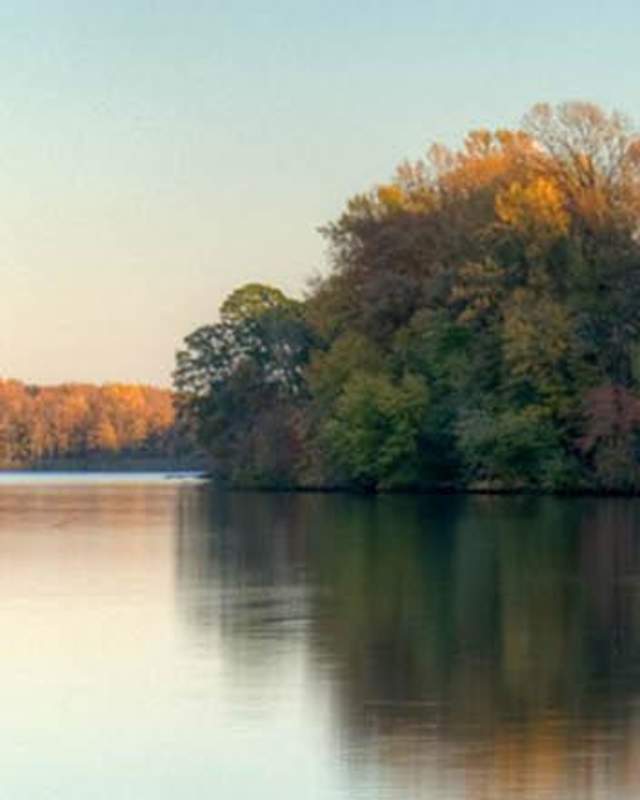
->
[177,490,640,799]
[1,478,640,798]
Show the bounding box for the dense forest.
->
[175,102,640,492]
[0,381,180,468]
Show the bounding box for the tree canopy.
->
[175,102,640,492]
[0,381,178,468]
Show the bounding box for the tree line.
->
[175,102,640,492]
[0,380,178,468]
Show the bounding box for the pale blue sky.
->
[0,0,638,386]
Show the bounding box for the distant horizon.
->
[0,374,174,390]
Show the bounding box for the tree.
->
[174,283,314,483]
[175,101,640,492]
[324,372,428,490]
[0,381,177,467]
[220,283,295,322]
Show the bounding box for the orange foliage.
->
[495,176,570,240]
[431,128,536,200]
[0,380,176,466]
[369,104,640,251]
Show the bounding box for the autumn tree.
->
[176,101,640,492]
[0,380,178,467]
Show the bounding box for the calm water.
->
[1,476,640,798]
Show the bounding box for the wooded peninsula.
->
[174,102,640,493]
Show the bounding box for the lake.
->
[1,475,639,798]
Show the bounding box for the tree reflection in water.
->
[176,489,640,798]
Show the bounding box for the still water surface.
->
[1,475,640,798]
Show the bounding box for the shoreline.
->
[211,480,640,499]
[2,469,639,497]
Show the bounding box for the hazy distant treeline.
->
[175,102,640,492]
[0,380,180,468]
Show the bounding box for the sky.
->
[0,0,638,387]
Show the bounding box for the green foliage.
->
[220,283,298,323]
[393,310,474,390]
[324,372,428,489]
[174,283,314,484]
[456,405,579,490]
[308,332,385,407]
[175,102,640,492]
